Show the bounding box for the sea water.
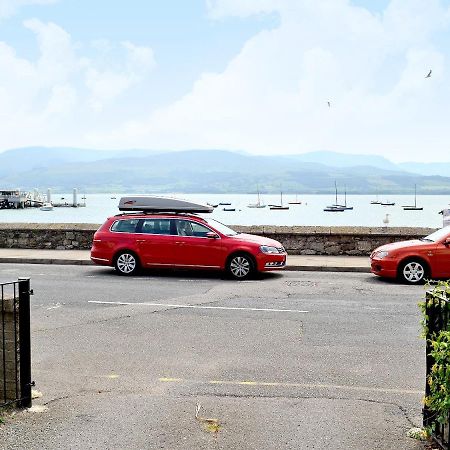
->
[0,193,448,228]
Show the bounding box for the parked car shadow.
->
[86,267,284,282]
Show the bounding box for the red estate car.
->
[90,213,287,279]
[370,226,450,284]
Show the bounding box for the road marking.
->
[88,300,309,314]
[46,303,62,310]
[175,280,210,282]
[158,377,421,395]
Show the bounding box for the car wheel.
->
[227,253,255,280]
[115,251,140,275]
[398,259,428,284]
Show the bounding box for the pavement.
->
[0,248,370,272]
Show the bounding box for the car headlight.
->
[375,250,389,259]
[260,245,280,254]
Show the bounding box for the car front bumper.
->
[257,253,287,271]
[370,257,397,278]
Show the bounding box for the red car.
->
[370,226,450,284]
[90,213,287,279]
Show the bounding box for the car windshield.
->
[421,226,450,243]
[203,217,239,236]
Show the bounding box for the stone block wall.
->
[0,223,98,250]
[235,225,435,256]
[0,223,437,256]
[0,295,20,403]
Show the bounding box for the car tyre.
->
[398,259,428,284]
[115,251,140,276]
[226,253,255,280]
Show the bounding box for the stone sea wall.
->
[0,223,436,256]
[0,223,98,250]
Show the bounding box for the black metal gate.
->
[1,278,32,408]
[423,287,450,450]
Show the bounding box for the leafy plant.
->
[425,330,450,424]
[420,281,450,427]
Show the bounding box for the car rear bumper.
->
[370,257,397,278]
[90,254,112,266]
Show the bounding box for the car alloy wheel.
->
[115,252,138,275]
[228,255,253,280]
[401,261,426,284]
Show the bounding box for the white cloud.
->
[0,0,57,20]
[89,0,450,162]
[85,41,155,112]
[0,19,155,147]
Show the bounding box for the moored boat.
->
[402,185,423,211]
[248,186,266,208]
[324,205,345,212]
[288,194,302,205]
[270,191,289,210]
[40,202,54,211]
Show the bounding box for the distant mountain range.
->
[0,147,449,194]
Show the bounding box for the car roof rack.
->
[114,211,202,217]
[117,196,214,214]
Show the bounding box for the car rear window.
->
[111,219,139,233]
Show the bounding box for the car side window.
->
[190,222,212,237]
[141,219,172,235]
[176,220,211,237]
[111,219,139,233]
[176,220,193,236]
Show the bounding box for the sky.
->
[0,0,450,162]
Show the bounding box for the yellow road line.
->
[158,377,421,395]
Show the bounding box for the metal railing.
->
[1,278,32,408]
[423,287,450,450]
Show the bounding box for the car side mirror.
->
[206,232,219,239]
[444,238,450,247]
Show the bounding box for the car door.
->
[173,219,224,268]
[136,218,177,267]
[432,238,450,278]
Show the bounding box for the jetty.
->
[0,188,86,209]
[0,189,44,209]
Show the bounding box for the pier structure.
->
[0,188,86,209]
[51,188,86,208]
[0,189,44,209]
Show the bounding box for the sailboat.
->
[402,185,423,211]
[288,194,302,205]
[324,181,345,212]
[248,186,266,208]
[270,191,289,210]
[371,192,381,205]
[333,185,353,210]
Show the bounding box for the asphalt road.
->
[0,265,427,450]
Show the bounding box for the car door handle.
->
[136,239,146,243]
[175,241,185,245]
